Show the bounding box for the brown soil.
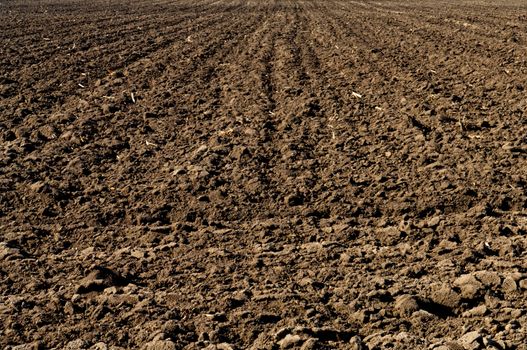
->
[1,0,527,349]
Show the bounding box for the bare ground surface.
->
[1,0,527,349]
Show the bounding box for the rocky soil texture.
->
[1,0,527,349]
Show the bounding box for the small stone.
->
[279,334,303,349]
[502,277,517,293]
[142,340,177,350]
[394,294,420,316]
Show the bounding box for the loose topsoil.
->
[1,0,527,349]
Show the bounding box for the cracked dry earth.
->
[1,0,527,349]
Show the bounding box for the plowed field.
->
[1,0,527,349]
